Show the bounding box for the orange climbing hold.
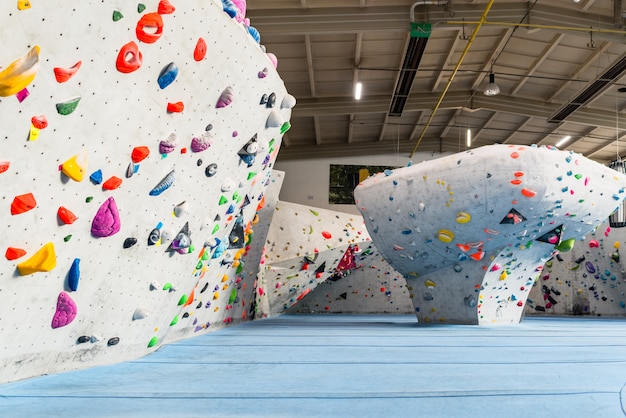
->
[510,151,520,158]
[11,193,36,215]
[194,38,207,61]
[167,101,184,113]
[53,61,82,83]
[116,41,142,73]
[184,289,195,306]
[136,13,164,44]
[57,206,78,224]
[102,176,123,190]
[158,0,175,14]
[469,251,485,261]
[510,179,522,185]
[521,188,537,198]
[5,247,26,261]
[131,146,150,163]
[31,115,48,129]
[0,161,9,174]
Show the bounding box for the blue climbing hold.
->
[221,0,237,17]
[157,62,178,89]
[68,258,80,291]
[150,170,175,196]
[248,26,260,43]
[90,169,103,185]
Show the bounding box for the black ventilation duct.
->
[388,34,429,117]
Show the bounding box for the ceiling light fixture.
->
[354,82,363,100]
[466,128,472,147]
[555,135,571,148]
[483,72,500,96]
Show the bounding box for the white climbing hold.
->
[266,109,283,128]
[132,308,149,320]
[173,201,188,217]
[281,94,296,109]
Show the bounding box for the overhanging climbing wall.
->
[0,0,294,383]
[355,145,626,325]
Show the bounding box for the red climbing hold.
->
[31,115,48,129]
[0,161,9,174]
[53,61,82,83]
[321,231,332,239]
[102,176,123,191]
[136,13,164,44]
[131,146,150,163]
[116,41,142,73]
[11,193,36,215]
[167,101,184,113]
[158,0,175,14]
[5,247,26,261]
[194,38,207,62]
[57,206,78,224]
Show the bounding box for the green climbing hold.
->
[229,288,237,304]
[112,10,123,21]
[309,209,319,216]
[219,196,228,205]
[169,316,179,326]
[555,238,576,252]
[232,191,240,201]
[280,121,291,134]
[212,224,219,234]
[196,260,203,270]
[247,172,257,180]
[148,336,158,348]
[574,173,582,180]
[201,252,209,261]
[137,3,146,13]
[309,226,313,234]
[86,196,93,203]
[188,244,195,253]
[55,97,81,116]
[178,294,188,306]
[163,282,173,291]
[236,263,244,274]
[63,234,72,242]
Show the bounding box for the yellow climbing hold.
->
[0,45,40,97]
[499,271,507,281]
[424,279,436,288]
[221,275,229,282]
[17,242,56,275]
[437,229,454,243]
[455,212,471,224]
[213,291,219,300]
[614,241,620,249]
[61,152,88,182]
[17,1,31,10]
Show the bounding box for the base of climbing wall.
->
[1,315,625,418]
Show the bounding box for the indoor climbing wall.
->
[260,201,375,316]
[354,144,626,325]
[0,0,294,383]
[525,217,626,317]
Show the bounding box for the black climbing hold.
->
[339,292,347,300]
[77,335,90,344]
[500,208,527,225]
[148,228,160,246]
[575,256,586,264]
[205,123,213,131]
[266,92,276,108]
[200,282,209,293]
[547,295,558,304]
[551,286,561,296]
[107,337,120,346]
[196,301,203,309]
[182,312,190,318]
[556,254,564,262]
[260,94,268,105]
[197,159,203,167]
[535,306,546,312]
[205,163,217,177]
[123,237,138,249]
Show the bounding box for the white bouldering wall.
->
[0,0,293,383]
[354,145,626,325]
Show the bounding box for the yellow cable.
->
[409,0,495,158]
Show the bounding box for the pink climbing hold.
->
[605,227,611,237]
[216,86,234,108]
[91,196,121,238]
[589,239,600,248]
[51,291,77,329]
[266,53,278,69]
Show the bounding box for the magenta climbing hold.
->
[589,239,599,248]
[51,291,77,329]
[116,41,143,73]
[159,133,178,154]
[216,86,234,108]
[91,196,121,238]
[191,132,212,152]
[266,52,278,69]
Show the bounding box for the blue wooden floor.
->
[1,315,625,417]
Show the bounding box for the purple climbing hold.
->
[191,132,213,152]
[51,291,77,329]
[91,196,121,238]
[585,261,595,274]
[159,133,178,154]
[216,86,234,108]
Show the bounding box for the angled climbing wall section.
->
[0,0,294,383]
[355,144,626,325]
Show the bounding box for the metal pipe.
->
[410,0,448,23]
[442,20,626,35]
[409,0,495,158]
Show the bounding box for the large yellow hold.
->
[61,152,88,182]
[17,242,56,276]
[0,46,40,97]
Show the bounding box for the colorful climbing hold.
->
[147,337,158,348]
[0,161,9,174]
[51,291,77,329]
[167,101,184,113]
[116,41,143,73]
[136,13,164,44]
[216,86,234,108]
[159,133,178,154]
[11,193,36,215]
[31,115,48,129]
[0,45,40,97]
[191,132,212,152]
[17,242,56,276]
[5,247,26,261]
[149,170,175,196]
[157,62,178,89]
[158,0,176,14]
[112,10,124,21]
[194,38,207,61]
[54,60,82,83]
[61,152,88,181]
[57,206,78,225]
[55,96,81,115]
[437,229,454,243]
[91,196,121,238]
[102,176,122,191]
[68,258,81,291]
[17,0,31,10]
